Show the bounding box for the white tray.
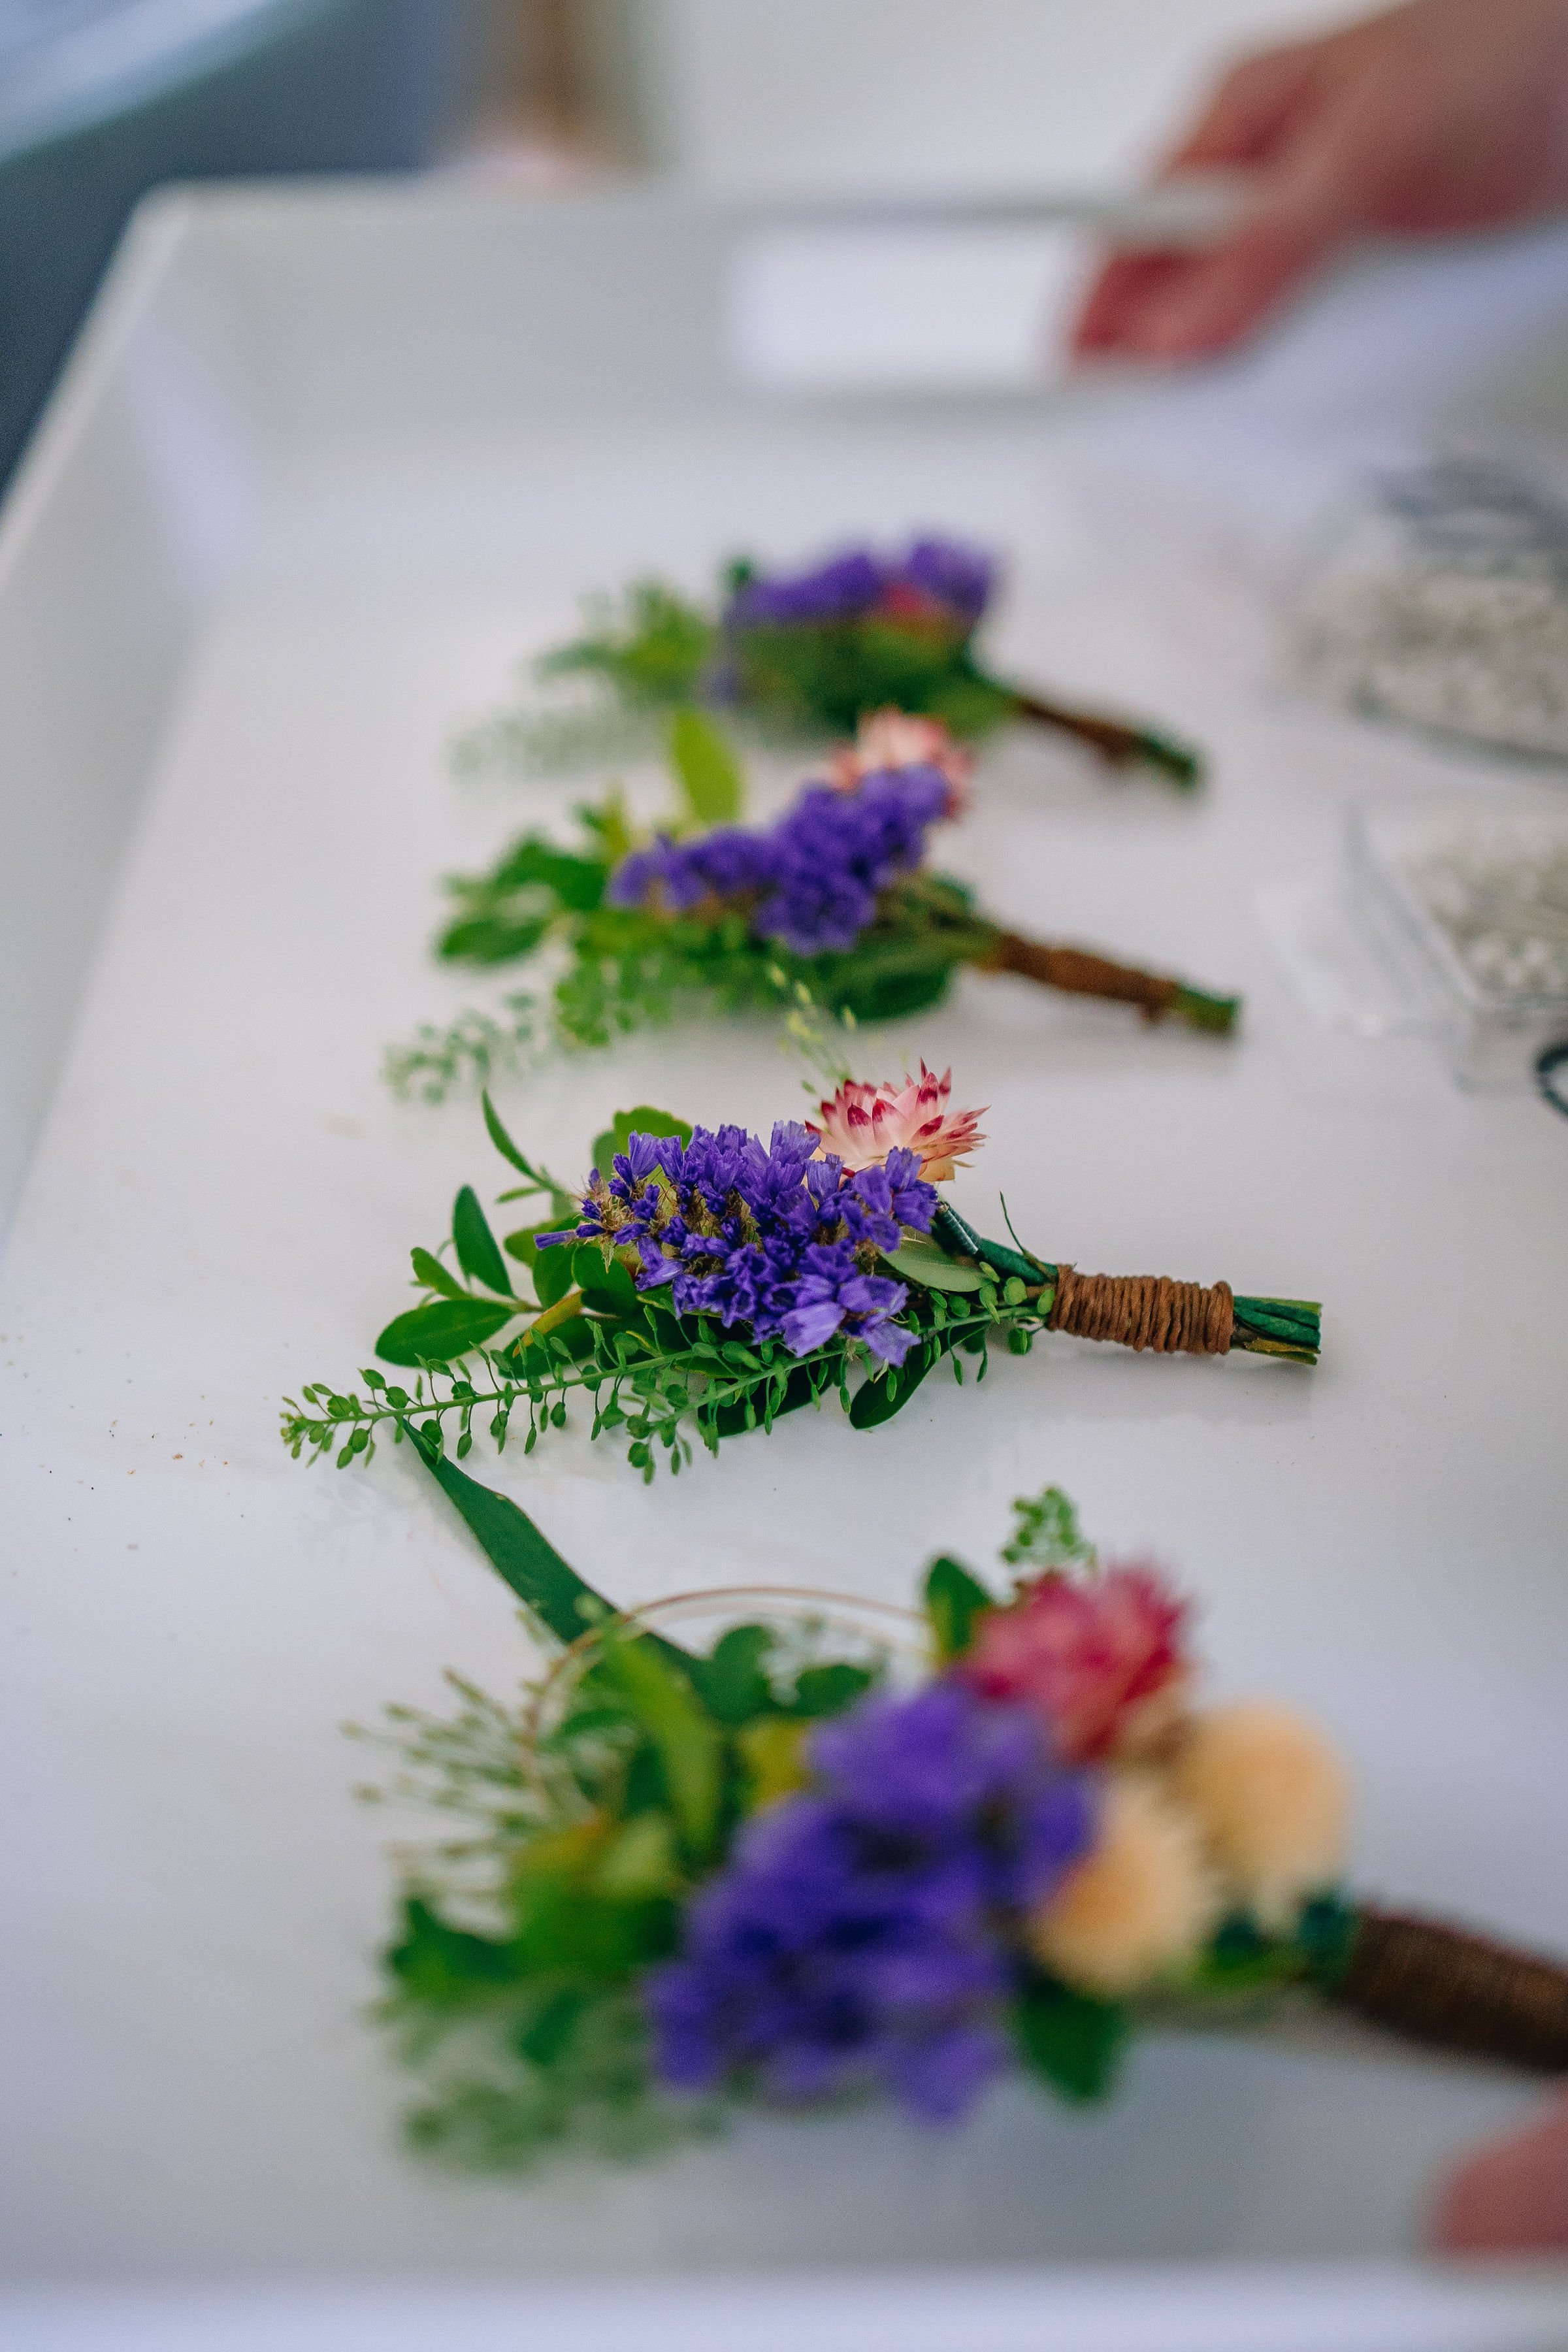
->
[2,181,1567,2329]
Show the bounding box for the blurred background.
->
[0,0,1362,489]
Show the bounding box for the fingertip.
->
[1064,250,1200,363]
[1115,210,1336,361]
[1426,2100,1568,2258]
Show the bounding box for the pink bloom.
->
[958,1569,1190,1765]
[828,708,973,815]
[808,1063,987,1183]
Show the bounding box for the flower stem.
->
[1009,689,1203,789]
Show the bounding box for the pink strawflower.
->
[958,1569,1190,1765]
[808,1063,987,1183]
[828,709,973,815]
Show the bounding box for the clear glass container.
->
[523,1584,930,1757]
[1347,802,1568,1085]
[1295,457,1568,760]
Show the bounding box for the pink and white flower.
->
[808,1063,987,1183]
[828,708,973,815]
[958,1567,1190,1765]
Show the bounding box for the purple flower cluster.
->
[542,1119,937,1364]
[727,536,996,634]
[609,768,949,956]
[649,1682,1093,2121]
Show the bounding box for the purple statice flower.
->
[649,1682,1094,2121]
[609,825,779,915]
[538,1119,938,1365]
[753,770,947,953]
[900,535,995,630]
[727,548,888,629]
[723,536,996,638]
[607,767,949,956]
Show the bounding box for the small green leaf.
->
[502,840,608,912]
[847,1341,935,1429]
[595,1812,678,1901]
[386,1897,521,2004]
[376,1298,514,1366]
[1015,1977,1130,2104]
[789,1661,876,1718]
[883,1236,986,1293]
[573,1243,637,1316]
[517,1986,583,2066]
[701,1624,777,1724]
[668,704,744,826]
[532,1238,577,1310]
[710,1357,823,1438]
[410,1245,468,1302]
[482,1090,549,1185]
[438,913,551,966]
[924,1554,995,1663]
[451,1188,512,1296]
[598,1632,723,1857]
[590,1105,694,1179]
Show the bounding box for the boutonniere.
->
[395,718,1235,1098]
[360,1470,1568,2168]
[479,536,1201,789]
[284,1071,1317,1482]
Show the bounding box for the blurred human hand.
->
[1071,0,1568,363]
[1428,2087,1568,2255]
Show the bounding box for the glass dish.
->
[1347,802,1568,1085]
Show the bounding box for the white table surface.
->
[1,185,1566,2313]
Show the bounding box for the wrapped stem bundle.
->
[282,1073,1318,1486]
[363,1470,1567,2170]
[505,539,1203,788]
[421,733,1236,1086]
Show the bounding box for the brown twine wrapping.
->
[983,930,1179,1022]
[1332,1907,1568,2074]
[1047,1264,1235,1355]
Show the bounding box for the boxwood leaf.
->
[924,1554,994,1662]
[437,913,551,966]
[789,1661,876,1718]
[573,1242,637,1315]
[484,834,608,911]
[668,704,744,826]
[1015,1978,1130,2104]
[531,1239,577,1309]
[701,1624,777,1724]
[451,1186,511,1295]
[597,1632,723,1858]
[481,1089,542,1182]
[847,1341,936,1429]
[376,1298,514,1366]
[385,1896,521,2004]
[883,1235,985,1292]
[410,1246,468,1302]
[590,1104,694,1179]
